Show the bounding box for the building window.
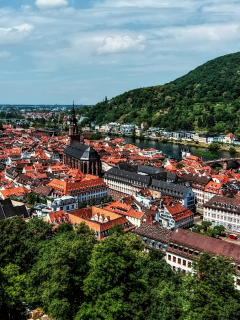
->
[178,258,181,265]
[66,206,69,210]
[183,260,186,266]
[188,261,191,268]
[236,279,240,286]
[168,255,171,261]
[173,256,176,263]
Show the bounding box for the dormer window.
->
[156,242,161,249]
[150,240,155,247]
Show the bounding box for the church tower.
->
[69,101,80,144]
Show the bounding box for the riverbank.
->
[105,133,240,153]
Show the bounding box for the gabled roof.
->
[0,198,29,220]
[133,224,172,243]
[151,179,190,198]
[165,202,194,221]
[225,133,237,139]
[63,141,100,160]
[104,167,151,185]
[169,228,240,264]
[180,173,211,185]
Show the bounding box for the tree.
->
[107,195,113,202]
[56,223,73,234]
[227,193,235,198]
[108,223,124,237]
[182,252,240,320]
[229,147,237,154]
[133,250,183,320]
[208,143,221,151]
[0,264,26,320]
[99,196,104,203]
[80,200,87,208]
[76,222,95,238]
[201,221,212,232]
[89,133,103,140]
[89,198,96,206]
[26,193,38,205]
[176,162,183,169]
[0,217,54,272]
[75,236,143,320]
[191,221,225,238]
[26,231,97,320]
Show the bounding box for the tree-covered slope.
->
[88,52,240,134]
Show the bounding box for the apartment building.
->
[203,195,240,232]
[134,225,240,288]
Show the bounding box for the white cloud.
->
[0,51,10,58]
[153,23,240,45]
[36,0,68,9]
[0,24,34,44]
[97,35,146,54]
[95,0,196,8]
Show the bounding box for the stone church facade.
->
[63,103,102,176]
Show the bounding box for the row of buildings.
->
[95,119,240,145]
[134,224,240,288]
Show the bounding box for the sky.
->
[0,0,240,104]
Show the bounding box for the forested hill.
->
[88,51,240,134]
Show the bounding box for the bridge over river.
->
[203,158,240,169]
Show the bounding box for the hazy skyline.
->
[0,0,240,104]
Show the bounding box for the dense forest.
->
[87,52,240,135]
[1,217,240,320]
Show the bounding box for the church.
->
[63,103,102,176]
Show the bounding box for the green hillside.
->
[88,52,240,134]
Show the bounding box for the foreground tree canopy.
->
[1,217,240,319]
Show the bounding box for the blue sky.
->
[0,0,240,104]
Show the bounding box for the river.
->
[122,137,239,162]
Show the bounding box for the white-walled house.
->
[50,195,78,212]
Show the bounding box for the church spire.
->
[69,100,79,144]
